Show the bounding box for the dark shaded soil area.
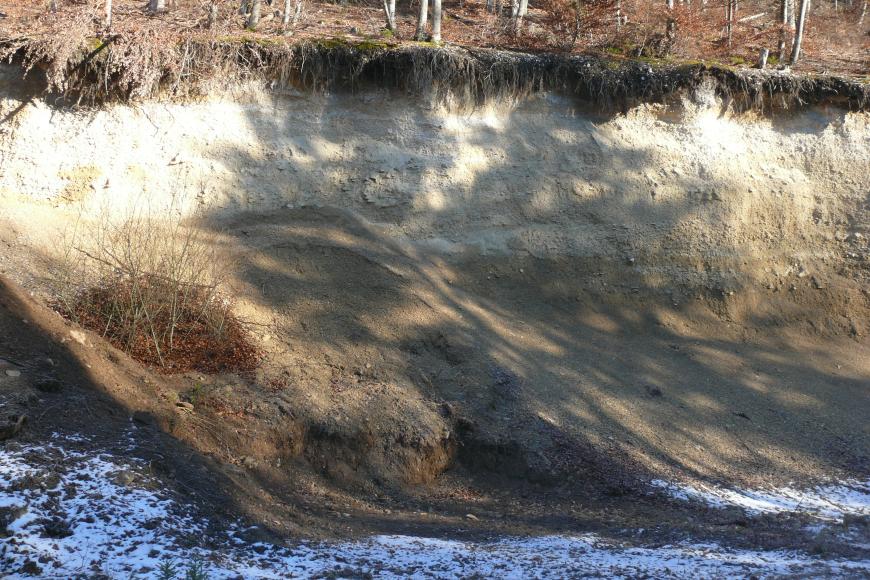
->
[1,233,868,558]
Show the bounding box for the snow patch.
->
[1,440,867,578]
[652,478,870,522]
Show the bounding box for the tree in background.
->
[284,0,304,31]
[247,0,262,29]
[208,1,218,28]
[415,0,443,42]
[778,0,790,60]
[415,0,429,40]
[432,0,442,42]
[383,0,397,32]
[789,0,809,64]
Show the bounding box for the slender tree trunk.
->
[208,1,218,28]
[150,0,166,12]
[859,0,867,24]
[431,0,442,42]
[517,0,529,31]
[50,0,58,12]
[283,0,292,28]
[240,0,249,15]
[247,0,261,29]
[725,0,732,46]
[757,47,769,68]
[666,0,676,40]
[789,0,809,64]
[105,0,112,28]
[293,0,303,25]
[777,0,788,59]
[382,0,397,31]
[616,0,622,31]
[573,0,582,45]
[415,0,429,40]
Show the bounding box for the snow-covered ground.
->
[1,438,868,579]
[652,478,870,522]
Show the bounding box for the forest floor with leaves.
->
[0,0,867,81]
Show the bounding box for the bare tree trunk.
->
[789,0,809,64]
[725,0,732,46]
[105,0,112,28]
[293,0,303,25]
[240,0,249,16]
[150,0,166,12]
[573,0,582,45]
[777,0,788,60]
[50,0,59,12]
[667,0,676,40]
[208,2,218,28]
[517,0,529,31]
[247,0,261,29]
[616,0,622,31]
[283,0,292,28]
[860,0,867,24]
[415,0,429,40]
[757,47,769,68]
[431,0,442,42]
[382,0,397,31]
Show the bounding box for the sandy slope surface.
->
[0,76,869,573]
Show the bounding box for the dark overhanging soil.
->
[1,37,868,111]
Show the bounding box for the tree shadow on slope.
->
[8,82,868,548]
[190,87,869,506]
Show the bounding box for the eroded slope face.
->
[2,85,868,299]
[0,80,869,491]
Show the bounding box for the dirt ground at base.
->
[0,202,868,555]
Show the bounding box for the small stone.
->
[175,401,194,412]
[465,513,479,521]
[4,369,20,377]
[112,470,136,487]
[69,330,88,346]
